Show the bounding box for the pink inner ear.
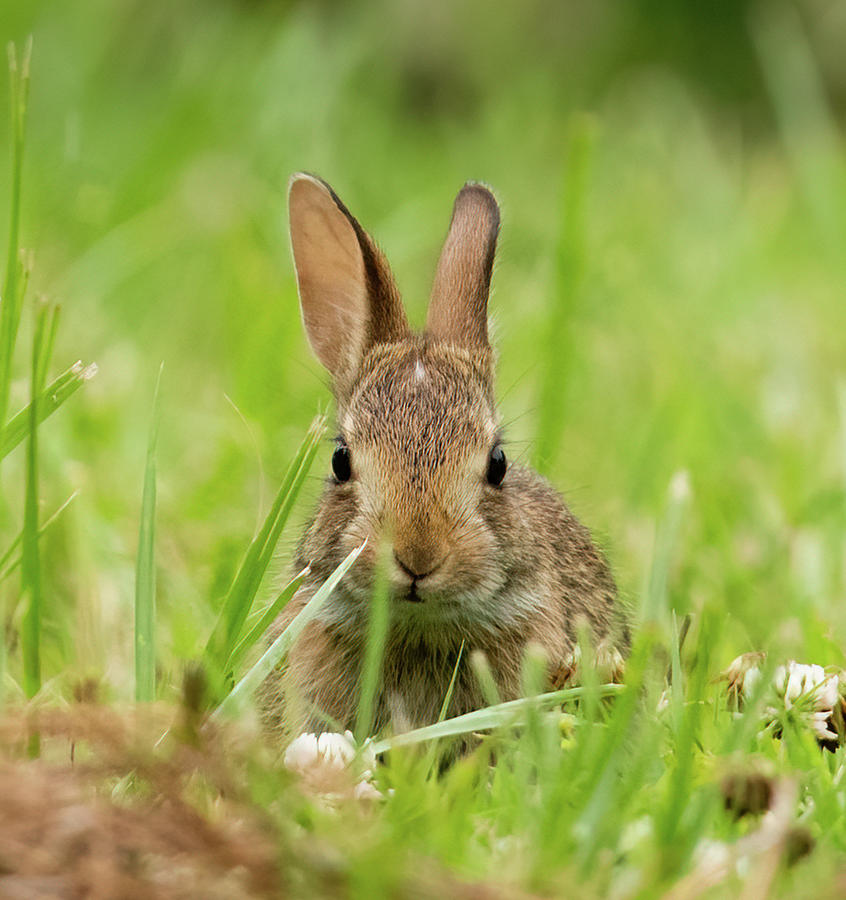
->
[289,174,410,385]
[289,176,369,378]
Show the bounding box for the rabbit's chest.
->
[374,639,523,732]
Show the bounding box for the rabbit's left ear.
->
[427,183,500,353]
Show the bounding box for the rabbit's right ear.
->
[427,183,500,354]
[288,174,408,389]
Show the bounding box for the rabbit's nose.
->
[393,549,445,581]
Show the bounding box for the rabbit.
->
[262,174,629,738]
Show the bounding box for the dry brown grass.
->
[0,704,537,900]
[0,705,281,899]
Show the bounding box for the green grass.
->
[213,539,367,723]
[20,298,58,703]
[1,1,846,896]
[134,363,161,702]
[355,542,390,740]
[0,39,29,437]
[203,413,325,690]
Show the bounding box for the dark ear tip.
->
[460,180,497,198]
[456,181,500,227]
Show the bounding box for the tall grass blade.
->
[470,649,502,707]
[21,300,55,717]
[355,543,390,740]
[1,362,97,460]
[570,634,658,865]
[0,491,78,584]
[642,470,691,625]
[134,365,162,702]
[204,415,325,672]
[438,639,466,724]
[370,683,625,754]
[225,565,309,672]
[212,540,366,721]
[533,114,595,473]
[0,39,31,434]
[667,610,689,739]
[423,639,467,775]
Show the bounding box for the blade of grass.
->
[642,470,691,625]
[470,649,502,707]
[225,565,309,672]
[560,628,604,787]
[0,42,30,716]
[204,414,325,671]
[355,541,391,740]
[21,300,55,714]
[0,490,78,584]
[655,612,721,877]
[438,639,466,723]
[668,610,685,738]
[370,683,625,754]
[533,113,595,473]
[1,362,97,460]
[134,364,162,703]
[36,302,60,389]
[424,640,467,775]
[0,39,31,434]
[212,539,366,721]
[570,632,660,868]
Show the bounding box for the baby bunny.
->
[264,174,629,736]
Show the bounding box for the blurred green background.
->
[1,0,845,698]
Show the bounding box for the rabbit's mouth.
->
[403,582,425,603]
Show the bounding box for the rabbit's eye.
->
[486,445,507,486]
[332,442,352,482]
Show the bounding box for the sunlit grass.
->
[213,539,366,722]
[20,298,59,709]
[134,363,161,702]
[203,414,326,692]
[0,39,29,437]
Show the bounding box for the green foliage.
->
[355,542,390,740]
[0,363,96,460]
[225,565,308,674]
[203,415,325,688]
[213,540,366,722]
[134,364,161,702]
[20,300,56,700]
[0,39,29,435]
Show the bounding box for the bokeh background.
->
[0,0,845,698]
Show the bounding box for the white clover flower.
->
[316,730,357,767]
[284,730,358,773]
[284,731,383,800]
[742,664,762,698]
[352,780,384,801]
[773,661,840,711]
[811,711,839,743]
[723,654,844,748]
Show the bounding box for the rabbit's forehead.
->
[342,346,497,454]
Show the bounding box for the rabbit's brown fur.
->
[264,175,628,736]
